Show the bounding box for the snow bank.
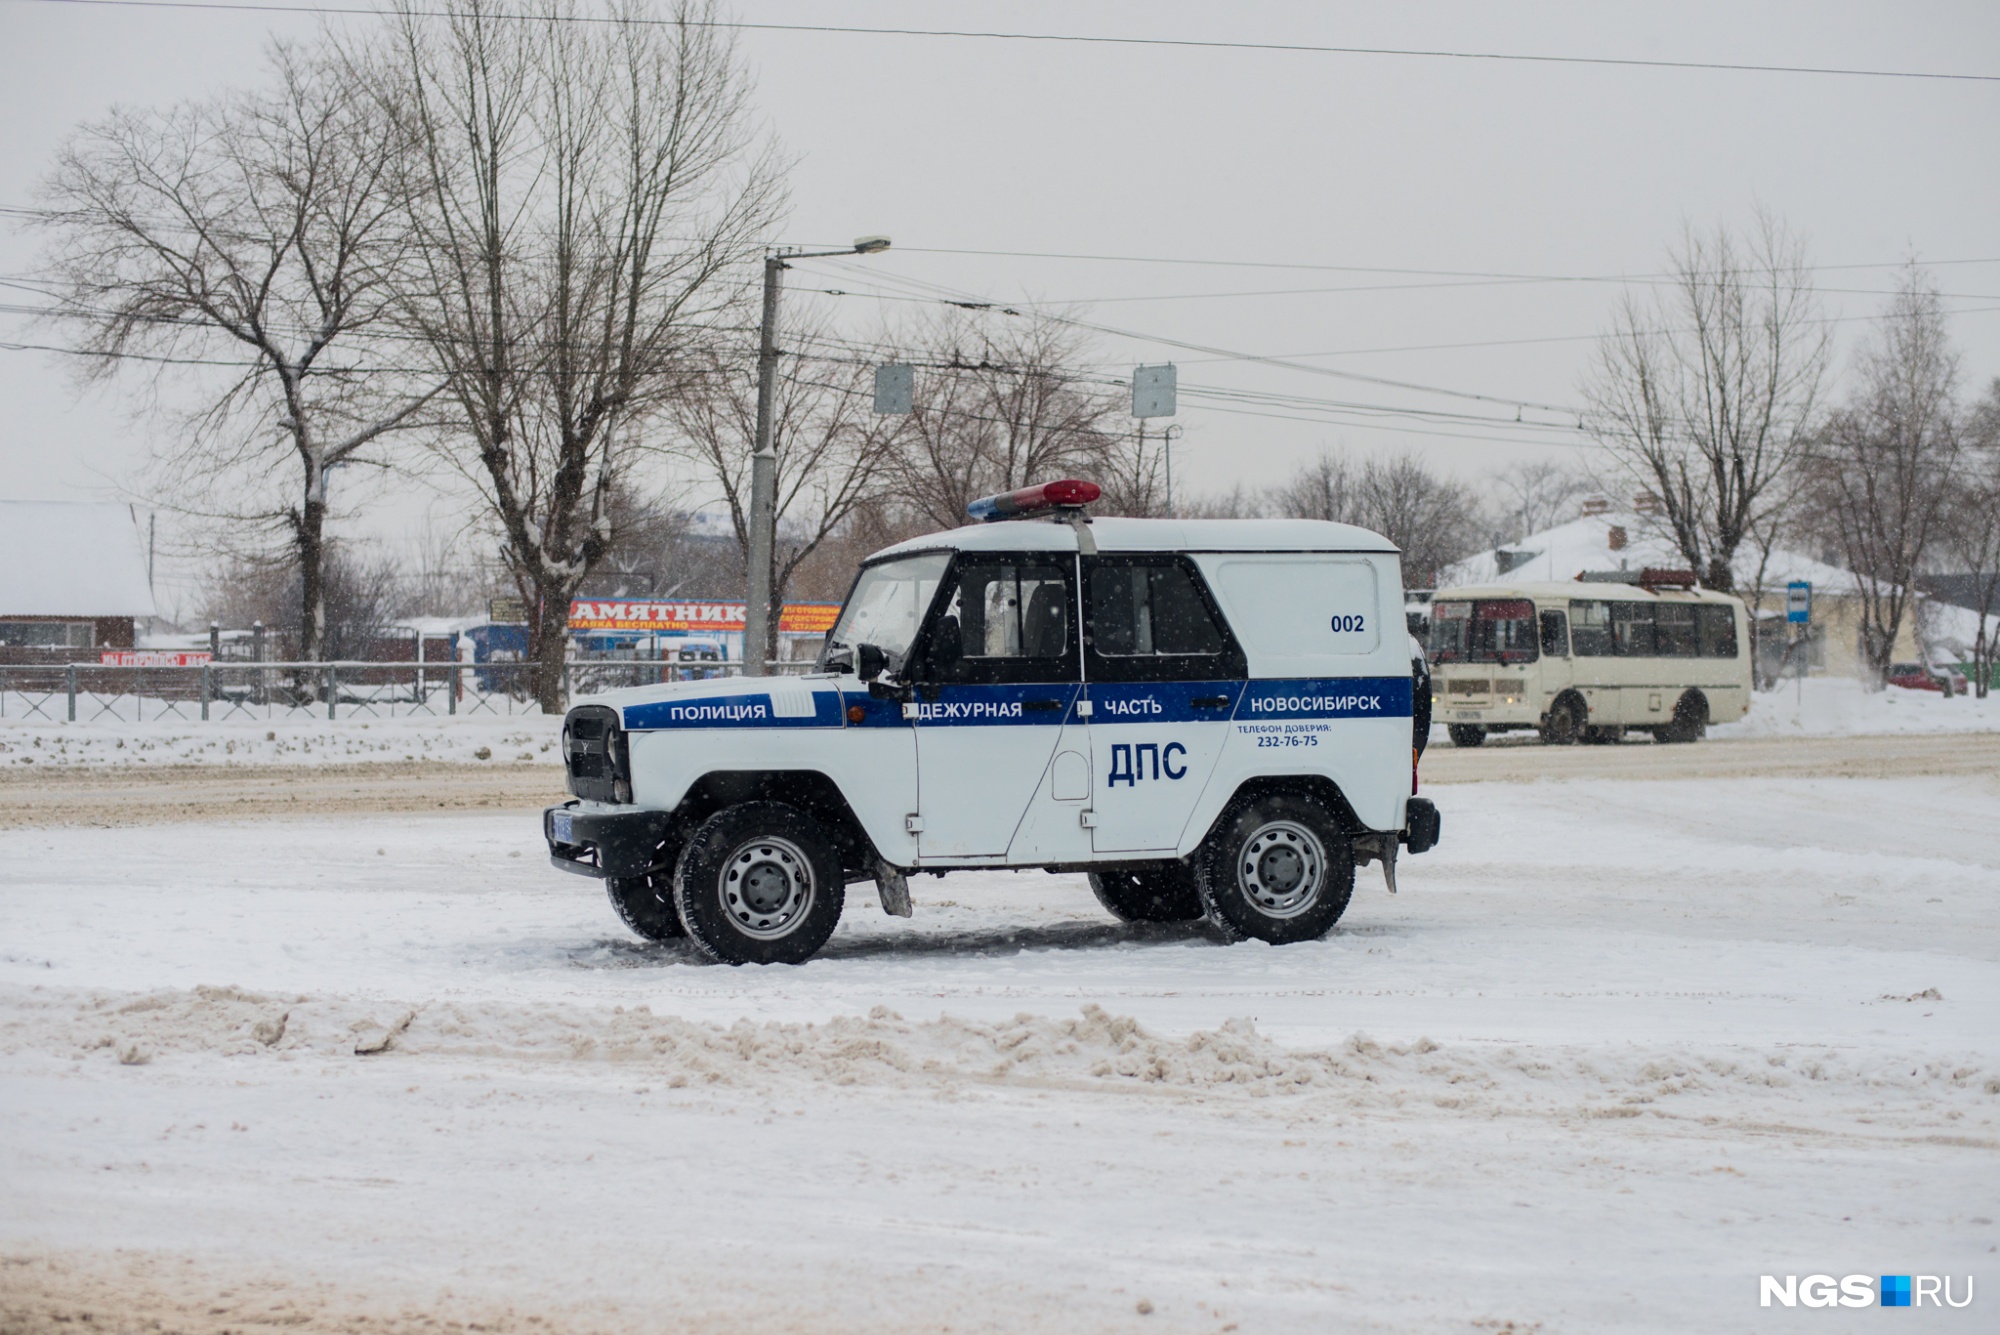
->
[0,715,563,767]
[8,984,1992,1130]
[1715,675,2000,738]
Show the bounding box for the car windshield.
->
[1428,598,1540,664]
[824,552,951,669]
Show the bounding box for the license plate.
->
[551,810,575,844]
[1452,709,1484,720]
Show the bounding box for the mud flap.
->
[874,860,913,917]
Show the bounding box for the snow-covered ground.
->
[3,674,1993,775]
[0,714,562,768]
[1715,676,2000,738]
[3,769,1996,1331]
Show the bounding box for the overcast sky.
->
[2,0,1995,606]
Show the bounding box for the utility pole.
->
[743,236,891,677]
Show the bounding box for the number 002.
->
[1329,614,1366,633]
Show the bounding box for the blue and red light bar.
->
[966,478,1101,523]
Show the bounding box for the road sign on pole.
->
[1132,363,1177,418]
[1786,581,1812,624]
[873,363,914,414]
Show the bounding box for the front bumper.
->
[544,801,672,880]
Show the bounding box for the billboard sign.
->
[566,600,841,635]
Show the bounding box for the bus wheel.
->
[1540,697,1581,746]
[1447,724,1485,748]
[1089,863,1204,923]
[1194,793,1355,944]
[1662,691,1709,744]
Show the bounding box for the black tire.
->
[673,802,844,965]
[1539,697,1581,746]
[1088,862,1204,923]
[1193,792,1356,945]
[1447,723,1485,748]
[1661,691,1708,744]
[606,868,686,941]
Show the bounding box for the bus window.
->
[1698,604,1739,658]
[1656,604,1699,657]
[1611,602,1656,657]
[1539,608,1569,658]
[1428,599,1538,664]
[1569,600,1613,656]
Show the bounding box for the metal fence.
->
[0,658,819,724]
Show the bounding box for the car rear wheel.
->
[1088,863,1204,923]
[1193,793,1355,945]
[673,802,844,965]
[1447,723,1485,747]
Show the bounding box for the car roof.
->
[867,516,1398,562]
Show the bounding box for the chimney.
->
[1633,490,1663,516]
[1580,496,1611,517]
[1607,525,1628,552]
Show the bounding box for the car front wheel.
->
[673,802,845,965]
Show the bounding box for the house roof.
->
[0,501,157,617]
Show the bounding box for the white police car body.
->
[546,483,1440,964]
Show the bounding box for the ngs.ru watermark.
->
[1761,1275,1974,1308]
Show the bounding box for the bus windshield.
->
[1428,599,1539,664]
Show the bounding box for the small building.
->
[0,500,156,663]
[1439,509,1922,683]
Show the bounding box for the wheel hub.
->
[1238,820,1325,918]
[721,837,814,939]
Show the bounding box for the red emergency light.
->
[965,478,1101,522]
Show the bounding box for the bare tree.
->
[34,41,435,664]
[887,310,1125,530]
[1269,449,1482,588]
[1942,376,2000,696]
[1582,214,1830,591]
[669,320,902,661]
[1805,267,1963,684]
[1490,458,1595,540]
[375,0,782,710]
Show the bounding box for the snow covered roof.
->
[0,501,156,617]
[870,516,1397,561]
[1437,511,1866,596]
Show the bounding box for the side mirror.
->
[855,643,889,682]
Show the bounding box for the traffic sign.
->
[1786,581,1811,624]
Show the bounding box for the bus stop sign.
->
[1786,581,1811,624]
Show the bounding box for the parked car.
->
[1886,661,1967,694]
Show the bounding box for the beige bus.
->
[1425,577,1752,746]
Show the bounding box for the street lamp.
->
[744,236,891,677]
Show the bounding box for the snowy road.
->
[3,766,1998,1332]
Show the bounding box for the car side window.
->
[1084,556,1247,682]
[915,557,1078,684]
[1610,602,1657,657]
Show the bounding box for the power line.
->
[10,0,1999,84]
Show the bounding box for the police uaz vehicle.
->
[545,480,1441,965]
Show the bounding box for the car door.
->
[1081,554,1247,854]
[907,554,1081,859]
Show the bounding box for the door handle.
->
[1191,696,1230,709]
[1023,699,1064,712]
